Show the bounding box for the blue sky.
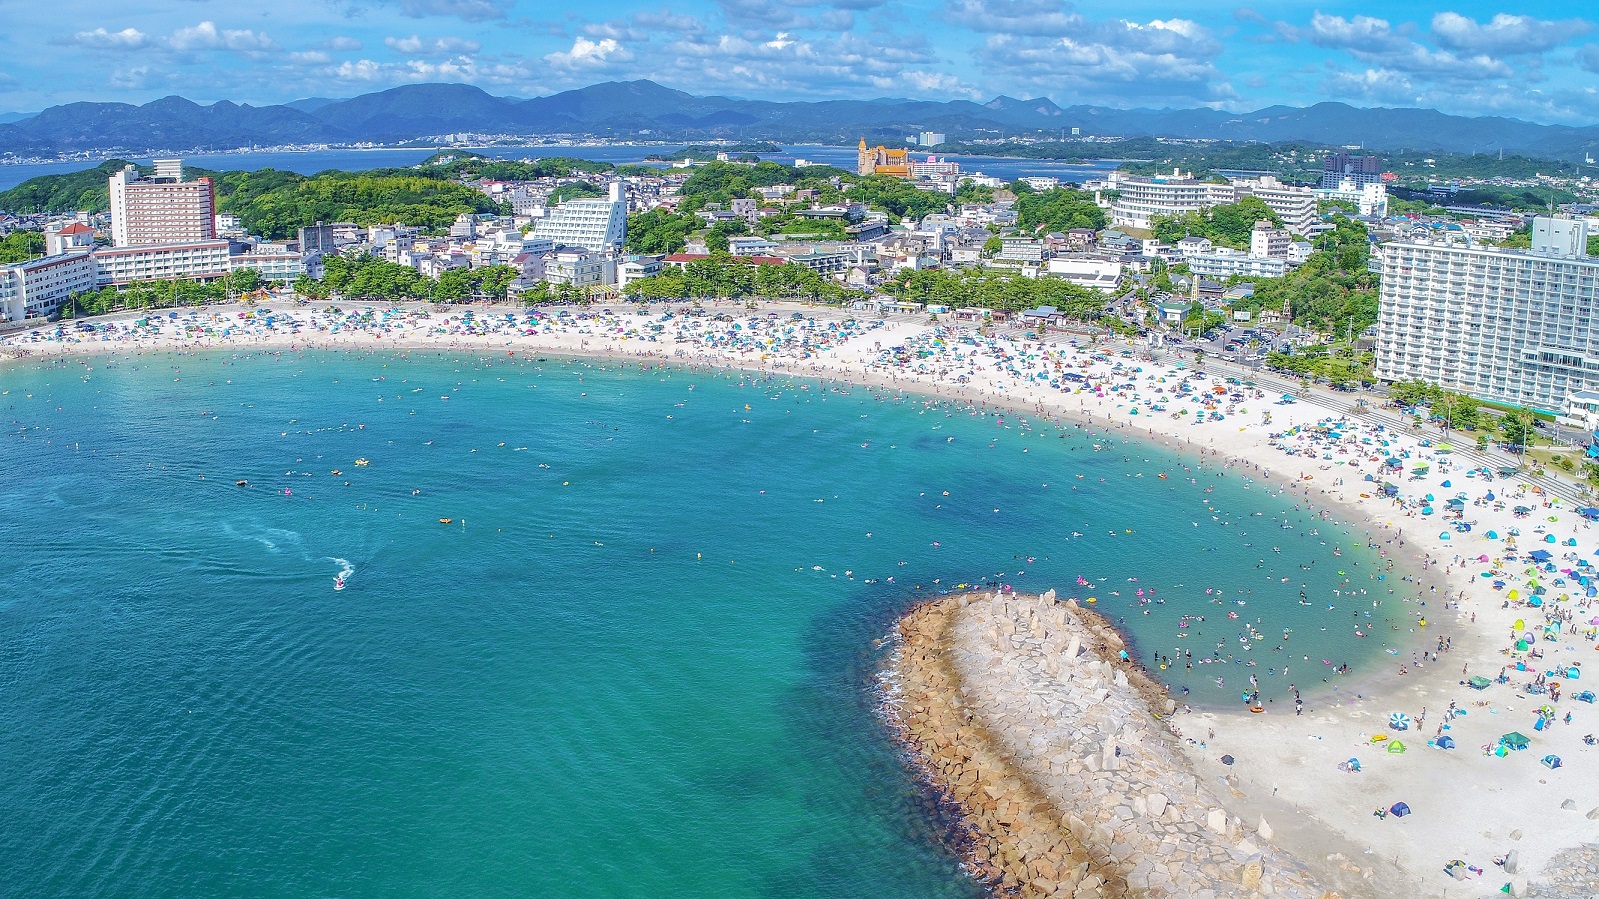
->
[2,0,1597,124]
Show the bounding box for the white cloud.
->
[968,15,1229,105]
[324,37,364,52]
[70,27,150,50]
[290,50,333,64]
[359,0,510,22]
[1581,45,1599,75]
[1431,12,1588,55]
[333,59,388,81]
[384,35,481,55]
[169,21,277,52]
[328,55,536,86]
[1305,13,1512,80]
[1305,13,1409,52]
[942,0,1084,36]
[544,36,634,71]
[109,66,150,90]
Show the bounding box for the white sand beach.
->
[8,301,1597,896]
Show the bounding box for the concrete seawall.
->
[886,590,1349,898]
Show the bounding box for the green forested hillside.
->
[0,162,508,237]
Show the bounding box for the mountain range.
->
[1,79,1596,162]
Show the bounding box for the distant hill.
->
[2,79,1597,162]
[283,97,342,113]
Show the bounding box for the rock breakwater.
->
[887,590,1343,898]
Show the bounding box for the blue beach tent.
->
[1389,802,1412,817]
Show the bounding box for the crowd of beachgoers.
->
[7,300,1598,896]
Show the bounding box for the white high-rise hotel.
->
[1374,217,1599,412]
[108,160,217,247]
[534,182,627,253]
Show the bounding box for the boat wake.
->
[330,557,354,590]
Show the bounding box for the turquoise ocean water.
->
[0,350,1408,897]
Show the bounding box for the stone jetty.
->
[887,590,1349,898]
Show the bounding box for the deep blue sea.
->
[0,145,1121,191]
[0,350,1406,896]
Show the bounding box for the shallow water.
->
[0,350,1412,896]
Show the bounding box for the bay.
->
[0,350,1401,896]
[0,145,1122,192]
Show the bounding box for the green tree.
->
[1153,196,1280,248]
[1013,188,1106,234]
[705,221,748,253]
[626,210,697,255]
[0,230,46,263]
[1500,407,1537,449]
[956,181,995,204]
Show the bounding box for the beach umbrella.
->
[1500,732,1530,750]
[1221,754,1235,766]
[1389,712,1412,730]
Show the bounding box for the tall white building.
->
[1234,176,1317,236]
[1250,221,1291,259]
[1314,179,1389,218]
[1109,170,1235,231]
[534,182,627,253]
[108,162,217,247]
[1374,217,1599,412]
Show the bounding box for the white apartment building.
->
[534,182,627,253]
[1109,170,1236,231]
[909,157,960,178]
[1250,222,1291,259]
[1314,179,1389,218]
[108,162,217,247]
[229,243,305,281]
[92,241,231,286]
[544,249,613,289]
[1183,247,1287,279]
[997,237,1046,263]
[1234,176,1317,236]
[0,251,97,323]
[1374,217,1599,412]
[1019,177,1060,192]
[1045,257,1122,292]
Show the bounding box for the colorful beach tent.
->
[1468,676,1492,690]
[1435,736,1456,749]
[1387,740,1407,754]
[1501,732,1531,750]
[1389,802,1411,817]
[1541,755,1562,769]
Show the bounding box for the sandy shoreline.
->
[8,301,1597,896]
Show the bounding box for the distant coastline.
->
[0,144,1126,192]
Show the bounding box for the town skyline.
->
[2,1,1598,126]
